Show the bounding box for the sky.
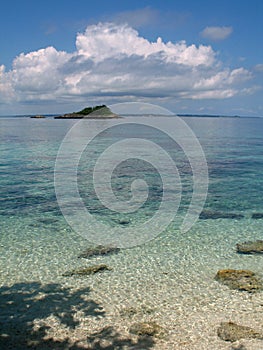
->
[0,0,262,116]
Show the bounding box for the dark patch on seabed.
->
[0,282,155,349]
[199,210,244,220]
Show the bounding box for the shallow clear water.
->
[0,115,263,349]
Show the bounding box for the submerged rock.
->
[78,245,120,258]
[199,210,244,220]
[236,240,263,254]
[217,321,262,342]
[119,305,154,318]
[118,219,130,225]
[251,213,263,219]
[215,269,262,292]
[129,322,163,337]
[119,307,138,318]
[230,344,247,350]
[62,264,112,277]
[38,218,59,225]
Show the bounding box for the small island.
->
[54,105,120,119]
[30,115,46,119]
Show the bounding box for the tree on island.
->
[75,105,108,115]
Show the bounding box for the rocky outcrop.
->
[54,105,120,119]
[217,321,263,342]
[215,269,262,292]
[236,240,263,254]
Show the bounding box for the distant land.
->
[0,111,260,119]
[54,105,120,119]
[115,113,260,118]
[30,115,46,119]
[177,114,242,118]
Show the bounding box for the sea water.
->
[0,115,262,349]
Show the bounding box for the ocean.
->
[0,115,262,349]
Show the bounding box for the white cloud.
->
[254,64,263,72]
[200,26,233,41]
[191,89,236,99]
[76,22,215,66]
[110,7,159,28]
[12,47,69,95]
[0,22,255,111]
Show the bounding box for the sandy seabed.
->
[1,221,263,350]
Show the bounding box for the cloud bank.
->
[0,22,255,112]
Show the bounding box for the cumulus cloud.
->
[0,22,254,110]
[200,26,233,41]
[12,47,70,95]
[76,22,215,66]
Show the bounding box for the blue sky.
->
[0,0,262,116]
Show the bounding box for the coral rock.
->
[236,240,263,254]
[217,321,262,342]
[215,269,262,292]
[62,264,112,277]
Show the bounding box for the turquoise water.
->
[0,115,263,349]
